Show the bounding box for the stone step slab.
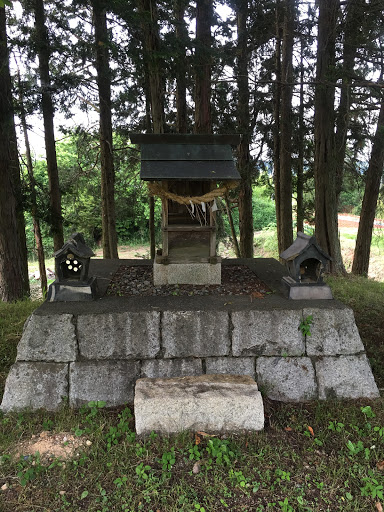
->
[134,374,264,435]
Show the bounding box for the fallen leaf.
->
[223,302,232,306]
[195,434,201,445]
[377,460,384,471]
[285,427,293,432]
[307,426,314,437]
[196,431,214,437]
[375,502,383,512]
[250,291,264,302]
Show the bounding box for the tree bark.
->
[194,0,213,134]
[273,3,282,251]
[236,0,253,257]
[314,0,345,273]
[296,35,305,233]
[18,72,47,296]
[334,0,364,200]
[278,0,294,252]
[137,0,165,134]
[0,8,30,301]
[137,0,165,258]
[93,0,118,259]
[174,0,188,133]
[34,0,64,252]
[352,97,384,275]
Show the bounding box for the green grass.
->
[1,256,384,511]
[0,300,43,398]
[1,399,384,511]
[327,274,384,388]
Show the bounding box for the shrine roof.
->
[130,134,241,181]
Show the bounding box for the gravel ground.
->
[107,264,270,297]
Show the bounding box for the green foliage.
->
[299,315,313,337]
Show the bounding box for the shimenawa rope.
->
[147,181,238,205]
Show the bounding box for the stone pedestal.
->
[153,261,221,285]
[282,276,333,300]
[134,374,264,435]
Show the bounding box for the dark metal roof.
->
[130,134,241,181]
[130,133,241,145]
[280,232,332,262]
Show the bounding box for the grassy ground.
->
[1,241,383,511]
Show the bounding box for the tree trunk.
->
[352,98,384,275]
[137,0,165,258]
[194,0,213,134]
[278,0,294,252]
[273,3,282,251]
[314,0,345,273]
[225,197,241,258]
[174,0,188,133]
[18,71,47,296]
[34,0,64,252]
[334,0,364,200]
[93,0,118,259]
[137,0,165,134]
[0,8,30,301]
[296,35,305,233]
[236,0,253,258]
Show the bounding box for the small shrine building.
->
[130,134,241,285]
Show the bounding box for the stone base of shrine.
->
[153,260,221,285]
[0,258,380,413]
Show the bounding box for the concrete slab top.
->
[35,258,349,316]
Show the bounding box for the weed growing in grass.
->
[17,453,45,486]
[360,470,384,499]
[160,448,176,472]
[205,437,236,466]
[278,497,294,512]
[135,462,152,482]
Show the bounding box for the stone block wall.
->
[1,306,379,412]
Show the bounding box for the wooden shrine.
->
[130,134,241,285]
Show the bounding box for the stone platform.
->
[0,258,380,412]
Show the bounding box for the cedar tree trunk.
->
[18,72,47,296]
[352,98,384,275]
[34,0,64,251]
[277,0,294,253]
[174,0,188,133]
[237,0,253,257]
[0,8,30,301]
[93,0,118,259]
[194,0,213,134]
[273,4,282,249]
[137,0,166,258]
[334,0,363,199]
[314,0,345,273]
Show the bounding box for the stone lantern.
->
[47,233,97,302]
[280,232,333,300]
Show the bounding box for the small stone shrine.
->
[47,233,97,302]
[130,134,241,285]
[280,231,333,300]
